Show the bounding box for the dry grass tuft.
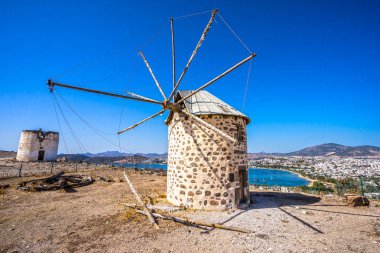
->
[120,208,145,222]
[157,193,166,199]
[142,192,168,205]
[0,188,6,200]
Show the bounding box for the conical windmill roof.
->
[165,90,250,125]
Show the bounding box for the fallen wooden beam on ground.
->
[124,203,185,213]
[0,184,10,189]
[123,171,160,230]
[16,172,94,191]
[136,210,251,234]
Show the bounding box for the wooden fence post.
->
[19,164,22,177]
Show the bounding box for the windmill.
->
[47,9,256,210]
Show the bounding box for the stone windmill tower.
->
[16,129,59,162]
[166,91,250,210]
[47,9,255,210]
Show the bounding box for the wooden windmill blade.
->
[47,9,255,213]
[180,109,237,143]
[126,91,160,103]
[117,109,165,134]
[168,8,218,101]
[138,50,167,100]
[47,8,255,136]
[176,53,256,105]
[47,80,162,105]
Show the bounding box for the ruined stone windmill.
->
[48,9,255,210]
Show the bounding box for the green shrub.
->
[298,180,334,194]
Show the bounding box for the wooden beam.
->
[118,109,165,134]
[138,50,167,100]
[168,9,218,101]
[124,203,185,213]
[170,17,176,102]
[47,80,162,105]
[126,91,159,104]
[123,171,159,230]
[176,53,256,105]
[136,210,251,234]
[181,110,237,144]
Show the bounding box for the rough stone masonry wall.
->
[167,112,248,210]
[16,131,59,162]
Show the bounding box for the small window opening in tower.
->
[236,125,244,142]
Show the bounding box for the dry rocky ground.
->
[1,160,380,253]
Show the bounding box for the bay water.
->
[117,164,309,187]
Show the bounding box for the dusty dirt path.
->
[1,168,380,253]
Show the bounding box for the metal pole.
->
[170,17,176,102]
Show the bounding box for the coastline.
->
[296,172,315,187]
[250,166,315,187]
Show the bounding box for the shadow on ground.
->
[249,191,321,209]
[202,192,322,234]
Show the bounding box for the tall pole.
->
[170,17,176,102]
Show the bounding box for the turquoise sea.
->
[118,163,167,170]
[116,164,310,187]
[249,167,310,187]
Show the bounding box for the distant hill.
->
[84,156,128,163]
[247,152,285,158]
[57,152,165,163]
[5,143,380,162]
[57,154,90,161]
[286,143,380,157]
[249,143,380,158]
[113,155,151,164]
[135,153,168,158]
[84,151,128,158]
[81,151,167,158]
[57,154,134,163]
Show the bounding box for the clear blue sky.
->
[1,0,379,154]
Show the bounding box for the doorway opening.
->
[238,165,249,203]
[38,150,45,161]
